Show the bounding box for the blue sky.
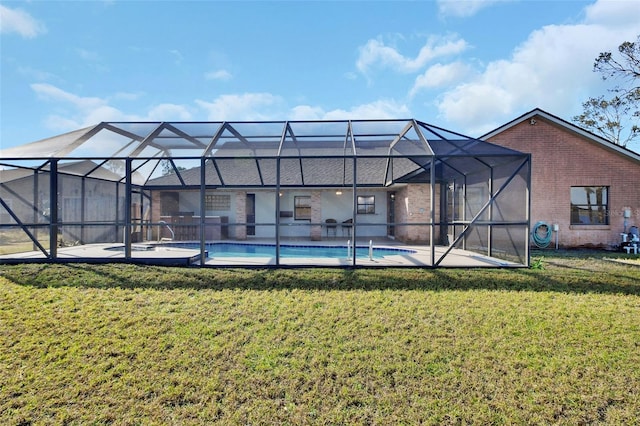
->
[1,0,639,152]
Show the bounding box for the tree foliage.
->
[161,159,187,176]
[593,36,640,84]
[573,36,640,148]
[574,92,639,148]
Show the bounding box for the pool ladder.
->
[346,239,374,260]
[158,221,175,242]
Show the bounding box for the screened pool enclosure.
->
[0,119,531,267]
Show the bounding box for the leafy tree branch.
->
[574,36,640,148]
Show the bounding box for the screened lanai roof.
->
[1,119,526,186]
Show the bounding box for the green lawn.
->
[1,251,639,425]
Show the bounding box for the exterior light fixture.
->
[336,190,342,195]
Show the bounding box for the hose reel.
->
[531,221,553,248]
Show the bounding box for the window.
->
[357,195,375,214]
[205,194,230,211]
[294,196,311,220]
[570,186,609,225]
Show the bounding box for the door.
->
[445,182,462,246]
[246,193,255,236]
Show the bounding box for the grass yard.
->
[1,251,639,425]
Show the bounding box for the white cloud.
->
[31,83,106,111]
[356,35,468,75]
[75,48,110,72]
[204,69,233,81]
[31,81,412,135]
[78,105,132,126]
[28,83,201,158]
[196,93,286,121]
[30,83,192,130]
[583,0,640,27]
[0,5,46,38]
[77,48,101,62]
[437,0,506,18]
[289,105,326,120]
[147,104,192,121]
[18,66,57,81]
[29,83,200,158]
[434,0,640,135]
[42,115,82,133]
[41,105,131,133]
[290,100,411,121]
[113,91,144,101]
[410,61,473,97]
[323,100,411,120]
[344,71,358,80]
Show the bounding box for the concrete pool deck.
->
[0,238,524,267]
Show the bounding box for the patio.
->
[0,237,521,268]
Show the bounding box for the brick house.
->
[482,108,640,249]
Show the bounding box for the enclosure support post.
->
[81,177,86,245]
[462,176,467,251]
[49,159,58,260]
[33,169,39,251]
[488,169,494,258]
[525,154,532,267]
[351,156,357,267]
[124,159,132,259]
[115,182,120,243]
[199,158,206,265]
[430,157,436,267]
[275,157,281,266]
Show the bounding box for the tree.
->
[161,159,186,176]
[593,37,640,83]
[573,36,640,148]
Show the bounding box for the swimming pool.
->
[161,242,416,259]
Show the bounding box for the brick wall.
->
[394,184,441,244]
[310,190,322,241]
[235,191,247,240]
[487,115,640,248]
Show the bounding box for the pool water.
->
[163,242,416,259]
